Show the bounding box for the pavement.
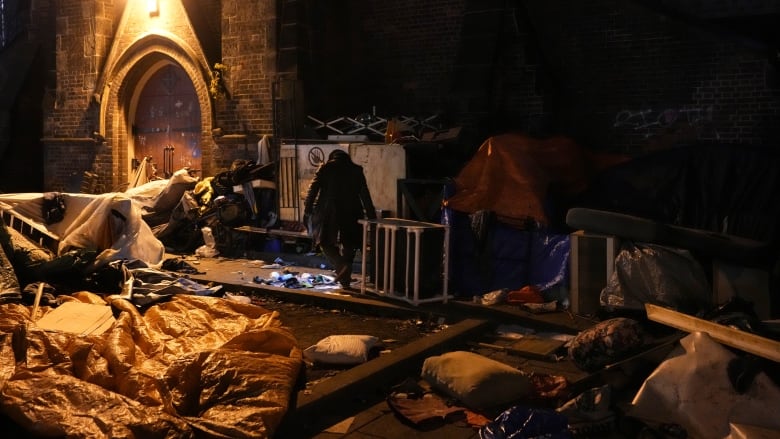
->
[164,250,610,438]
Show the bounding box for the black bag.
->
[42,192,66,225]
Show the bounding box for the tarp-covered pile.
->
[0,170,301,438]
[445,132,627,227]
[0,293,303,438]
[441,133,626,298]
[0,191,166,271]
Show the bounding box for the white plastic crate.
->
[359,218,451,305]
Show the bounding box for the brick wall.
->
[212,134,261,172]
[44,0,111,138]
[19,0,780,193]
[217,0,277,135]
[300,0,778,154]
[505,0,778,153]
[305,0,467,121]
[42,138,100,193]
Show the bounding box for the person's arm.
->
[358,172,377,219]
[304,171,321,217]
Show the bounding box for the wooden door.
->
[133,64,201,179]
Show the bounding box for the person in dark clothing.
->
[304,149,377,288]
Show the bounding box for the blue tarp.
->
[442,208,569,301]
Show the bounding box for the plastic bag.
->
[42,192,66,225]
[630,332,780,438]
[479,288,508,306]
[479,406,572,439]
[195,227,219,257]
[601,242,711,314]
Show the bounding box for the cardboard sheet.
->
[34,301,115,335]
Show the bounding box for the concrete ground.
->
[168,251,652,438]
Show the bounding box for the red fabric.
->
[507,285,545,304]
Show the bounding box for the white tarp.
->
[630,331,780,438]
[0,191,165,269]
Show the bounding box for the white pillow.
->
[421,350,531,410]
[303,335,379,365]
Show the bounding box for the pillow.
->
[303,334,379,365]
[421,351,531,411]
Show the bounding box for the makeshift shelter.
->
[0,174,301,437]
[442,133,623,298]
[0,192,165,272]
[445,133,623,227]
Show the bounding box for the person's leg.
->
[337,245,356,287]
[319,242,345,273]
[337,221,363,287]
[318,217,349,282]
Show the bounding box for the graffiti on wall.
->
[613,105,715,139]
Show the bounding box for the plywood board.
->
[471,337,565,360]
[509,337,566,358]
[350,143,406,217]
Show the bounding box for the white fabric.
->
[630,332,780,438]
[57,194,165,269]
[127,157,153,189]
[257,135,271,165]
[0,192,165,270]
[126,168,198,212]
[303,335,378,365]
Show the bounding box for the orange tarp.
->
[445,133,623,225]
[0,293,303,438]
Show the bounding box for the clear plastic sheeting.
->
[0,293,303,438]
[601,242,711,314]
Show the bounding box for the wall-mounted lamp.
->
[148,0,159,17]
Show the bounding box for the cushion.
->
[303,334,379,365]
[421,351,531,411]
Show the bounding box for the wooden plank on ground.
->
[469,336,565,360]
[233,225,308,239]
[645,303,780,362]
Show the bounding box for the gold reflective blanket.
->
[0,293,303,438]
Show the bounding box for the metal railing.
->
[306,113,441,139]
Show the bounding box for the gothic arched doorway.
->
[131,63,201,181]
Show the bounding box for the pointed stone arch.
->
[97,34,215,190]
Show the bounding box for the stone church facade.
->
[40,0,277,193]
